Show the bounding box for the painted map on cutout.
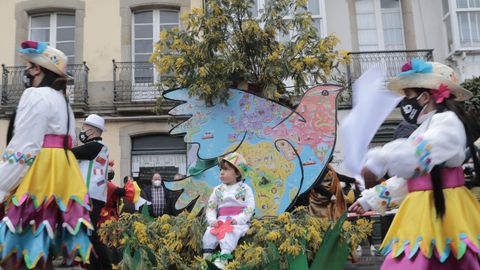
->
[164,85,342,217]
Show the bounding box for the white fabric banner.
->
[340,66,403,177]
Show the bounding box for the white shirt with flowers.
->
[205,182,255,225]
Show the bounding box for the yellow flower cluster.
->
[149,0,351,104]
[100,206,373,269]
[265,231,281,241]
[133,221,148,245]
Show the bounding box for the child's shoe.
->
[356,245,363,257]
[203,253,212,259]
[213,258,226,269]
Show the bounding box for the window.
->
[133,9,179,81]
[456,0,480,48]
[444,6,455,52]
[30,13,75,64]
[131,134,186,186]
[131,9,179,101]
[250,0,326,39]
[355,0,404,51]
[443,0,480,52]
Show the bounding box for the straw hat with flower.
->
[18,40,72,79]
[387,59,472,103]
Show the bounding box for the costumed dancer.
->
[98,160,140,227]
[0,41,93,269]
[71,114,111,270]
[308,164,347,221]
[202,152,255,269]
[349,59,480,269]
[98,161,140,270]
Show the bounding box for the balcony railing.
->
[1,62,89,113]
[340,49,434,107]
[113,60,164,104]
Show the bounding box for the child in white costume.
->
[203,152,255,269]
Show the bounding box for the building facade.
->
[0,0,478,181]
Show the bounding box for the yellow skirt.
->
[11,148,89,208]
[381,186,480,262]
[1,148,92,269]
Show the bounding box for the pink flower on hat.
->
[431,83,451,104]
[21,41,38,49]
[401,61,412,72]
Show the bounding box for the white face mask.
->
[153,180,162,187]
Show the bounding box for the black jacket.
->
[140,183,180,217]
[71,137,104,161]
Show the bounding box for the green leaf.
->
[145,245,157,265]
[310,212,350,270]
[264,241,281,270]
[141,202,153,220]
[121,244,133,270]
[286,238,309,270]
[136,249,154,270]
[133,249,141,269]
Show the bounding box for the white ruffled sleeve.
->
[234,184,255,225]
[205,186,219,224]
[363,111,465,179]
[357,176,407,215]
[0,88,49,200]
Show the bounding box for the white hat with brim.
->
[82,114,107,132]
[387,60,472,102]
[18,40,73,79]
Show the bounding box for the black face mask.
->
[108,171,115,181]
[78,130,90,144]
[399,95,425,124]
[23,67,35,88]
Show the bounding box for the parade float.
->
[99,84,372,269]
[99,0,372,269]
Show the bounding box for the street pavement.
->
[344,245,384,270]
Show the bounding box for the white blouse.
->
[206,182,255,225]
[0,87,76,200]
[359,111,466,214]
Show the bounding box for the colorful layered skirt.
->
[380,167,480,269]
[0,145,93,269]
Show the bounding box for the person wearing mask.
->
[0,41,92,269]
[140,172,176,217]
[98,161,139,270]
[98,161,140,226]
[71,114,111,270]
[349,59,480,269]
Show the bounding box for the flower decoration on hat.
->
[19,41,48,54]
[431,83,451,104]
[398,58,433,77]
[18,40,71,79]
